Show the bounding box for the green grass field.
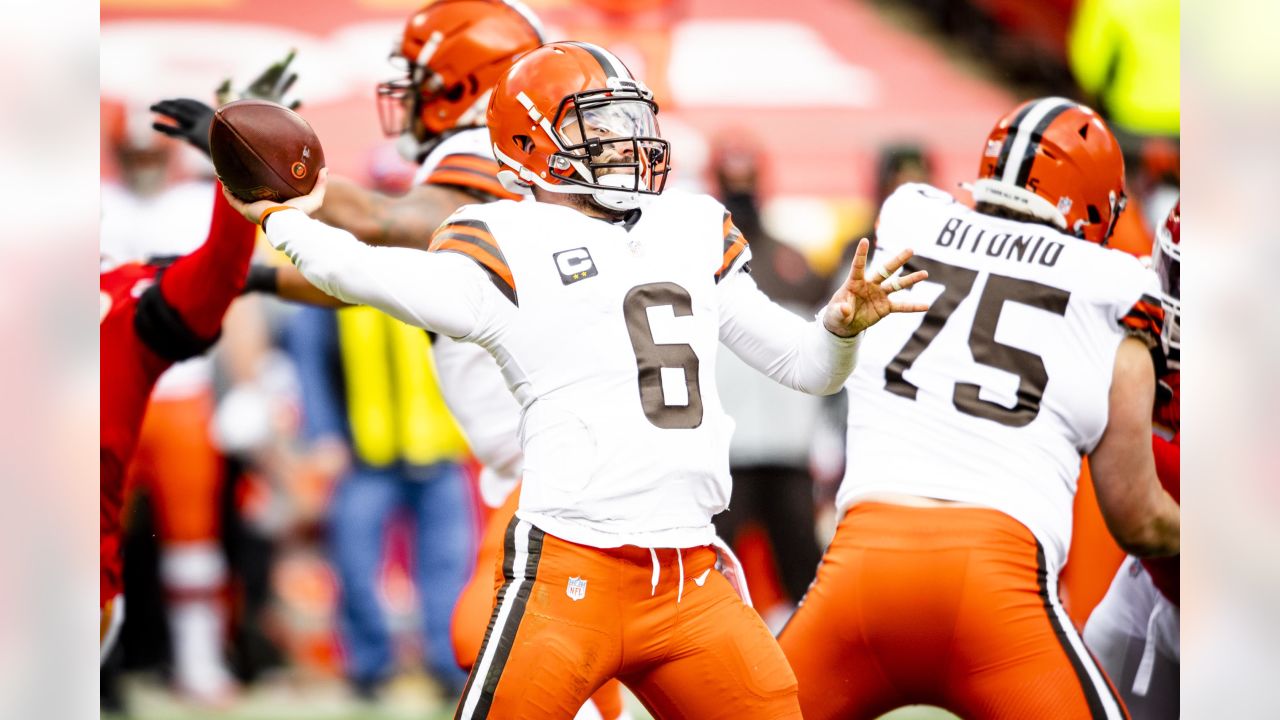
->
[105,673,960,720]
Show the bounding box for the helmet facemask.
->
[1094,188,1128,245]
[544,84,669,211]
[376,32,471,160]
[379,61,493,162]
[377,51,435,158]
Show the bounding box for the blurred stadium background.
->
[98,0,1177,718]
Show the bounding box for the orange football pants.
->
[125,391,223,544]
[779,502,1129,720]
[452,487,625,719]
[455,518,801,720]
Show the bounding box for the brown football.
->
[209,99,325,202]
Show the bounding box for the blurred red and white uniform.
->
[101,179,230,600]
[100,183,256,669]
[1084,202,1181,720]
[101,117,245,698]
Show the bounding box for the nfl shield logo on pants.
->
[566,576,587,601]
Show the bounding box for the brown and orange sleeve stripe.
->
[1120,293,1165,347]
[714,211,750,283]
[429,219,518,306]
[425,153,523,201]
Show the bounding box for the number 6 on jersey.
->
[623,282,704,429]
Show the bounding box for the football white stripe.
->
[596,45,631,79]
[458,520,532,720]
[1048,569,1126,719]
[1000,97,1072,185]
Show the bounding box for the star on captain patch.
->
[566,576,587,601]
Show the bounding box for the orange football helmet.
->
[972,97,1127,244]
[1152,199,1180,371]
[487,41,669,211]
[376,0,543,156]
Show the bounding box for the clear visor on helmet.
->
[552,100,669,193]
[559,101,660,142]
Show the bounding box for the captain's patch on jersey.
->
[554,247,598,285]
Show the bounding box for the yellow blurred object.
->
[337,307,469,468]
[816,197,876,276]
[1068,0,1180,136]
[762,196,874,278]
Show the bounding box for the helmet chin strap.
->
[589,172,643,211]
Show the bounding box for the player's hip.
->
[785,504,1129,719]
[806,503,1069,638]
[490,518,733,641]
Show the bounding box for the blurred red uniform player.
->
[100,183,256,662]
[1083,201,1180,720]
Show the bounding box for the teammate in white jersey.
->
[226,41,928,719]
[779,97,1180,720]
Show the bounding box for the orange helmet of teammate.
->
[488,41,670,211]
[376,0,544,158]
[971,97,1127,244]
[1152,199,1180,371]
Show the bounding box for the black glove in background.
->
[150,98,215,157]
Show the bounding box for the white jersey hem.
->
[515,510,717,550]
[836,484,1068,570]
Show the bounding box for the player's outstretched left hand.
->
[223,168,328,225]
[823,238,930,337]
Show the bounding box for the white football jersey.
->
[430,333,523,504]
[439,192,765,549]
[265,189,858,549]
[836,184,1163,570]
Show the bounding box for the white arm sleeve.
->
[265,208,490,339]
[718,269,860,396]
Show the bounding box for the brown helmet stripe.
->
[564,41,629,80]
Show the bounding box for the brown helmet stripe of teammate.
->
[715,211,749,283]
[428,219,518,305]
[456,519,546,720]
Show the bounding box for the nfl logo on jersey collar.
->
[566,576,587,601]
